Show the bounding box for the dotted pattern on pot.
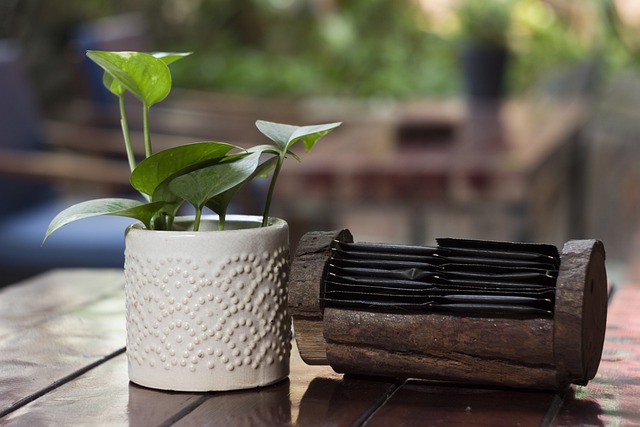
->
[124,247,291,376]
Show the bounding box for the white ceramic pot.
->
[124,215,291,391]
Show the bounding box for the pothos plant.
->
[43,51,340,242]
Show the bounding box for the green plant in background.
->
[163,0,459,98]
[507,0,598,94]
[43,51,340,240]
[457,0,515,48]
[8,0,632,104]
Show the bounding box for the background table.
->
[0,269,638,426]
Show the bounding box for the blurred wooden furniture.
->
[276,96,587,249]
[0,268,638,426]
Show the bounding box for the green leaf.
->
[255,120,342,153]
[99,52,190,97]
[169,152,262,210]
[102,72,125,97]
[152,51,193,66]
[206,155,278,216]
[248,144,280,156]
[289,122,342,152]
[254,121,297,152]
[86,51,172,106]
[256,120,341,227]
[130,142,237,197]
[102,52,192,96]
[43,198,166,243]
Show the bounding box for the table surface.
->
[0,268,638,426]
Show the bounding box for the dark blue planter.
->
[462,44,510,101]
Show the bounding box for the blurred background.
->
[1,0,640,285]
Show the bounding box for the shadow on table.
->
[553,387,605,426]
[299,377,606,427]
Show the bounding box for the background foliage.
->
[1,0,638,102]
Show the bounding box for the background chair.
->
[0,39,136,286]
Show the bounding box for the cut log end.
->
[554,239,608,385]
[289,229,353,364]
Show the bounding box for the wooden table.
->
[0,269,638,426]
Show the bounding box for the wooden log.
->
[289,231,608,390]
[288,229,353,365]
[290,318,327,366]
[554,239,607,386]
[326,343,560,389]
[323,308,559,389]
[324,309,555,365]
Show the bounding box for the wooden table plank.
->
[364,381,559,427]
[0,270,126,416]
[553,283,640,425]
[0,354,205,427]
[0,269,124,339]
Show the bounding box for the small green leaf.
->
[86,51,171,106]
[102,72,125,97]
[254,121,298,152]
[98,51,190,103]
[131,142,237,197]
[255,120,342,153]
[43,198,166,243]
[289,122,342,152]
[152,52,193,65]
[248,144,280,156]
[256,120,341,227]
[169,152,262,210]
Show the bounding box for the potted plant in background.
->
[457,0,515,102]
[455,0,515,154]
[43,50,341,391]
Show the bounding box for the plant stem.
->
[143,104,152,158]
[218,209,227,231]
[193,207,202,231]
[118,95,136,172]
[261,155,284,227]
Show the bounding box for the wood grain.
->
[324,308,559,389]
[554,239,608,386]
[289,229,352,365]
[0,269,126,418]
[0,269,124,339]
[368,380,560,427]
[0,354,205,427]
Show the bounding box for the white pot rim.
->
[126,214,287,235]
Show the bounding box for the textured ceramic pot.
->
[124,215,291,391]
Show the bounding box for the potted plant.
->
[43,50,340,391]
[457,0,515,101]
